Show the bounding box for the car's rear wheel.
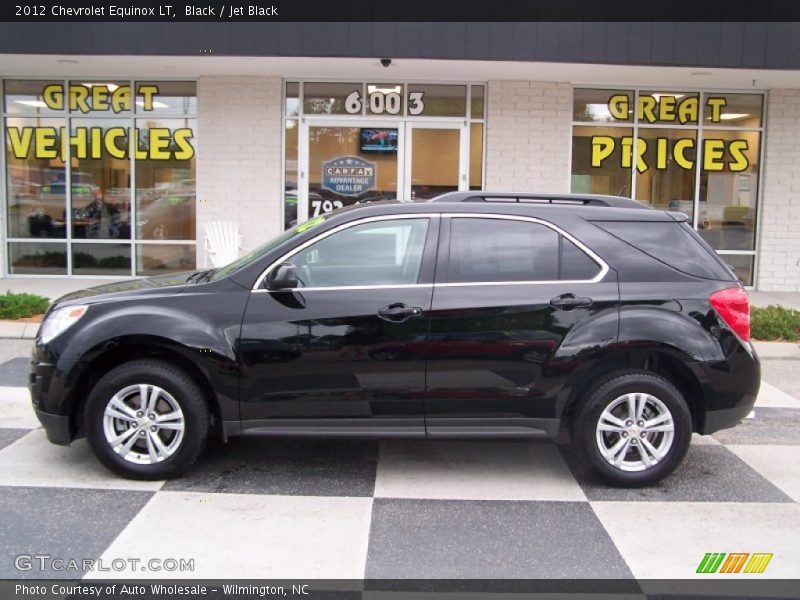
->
[84,359,209,480]
[573,370,691,487]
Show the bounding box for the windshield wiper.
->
[186,269,216,283]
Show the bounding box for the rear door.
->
[425,214,619,436]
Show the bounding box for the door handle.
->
[378,303,423,323]
[549,293,593,310]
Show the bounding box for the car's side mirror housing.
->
[265,262,299,290]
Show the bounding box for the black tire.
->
[84,359,209,480]
[573,370,692,487]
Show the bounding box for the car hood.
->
[53,272,192,305]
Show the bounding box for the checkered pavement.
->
[1,352,799,582]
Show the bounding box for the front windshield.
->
[210,216,327,281]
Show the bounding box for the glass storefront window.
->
[5,117,68,239]
[571,126,633,197]
[698,130,760,252]
[285,82,299,117]
[68,81,130,114]
[469,123,484,190]
[721,255,754,287]
[72,243,131,276]
[4,80,64,115]
[573,89,633,123]
[639,91,700,125]
[136,244,196,276]
[135,81,197,115]
[8,241,67,275]
[407,84,467,117]
[303,82,362,115]
[571,88,764,285]
[471,85,485,119]
[635,128,697,219]
[284,119,299,229]
[70,118,131,240]
[135,118,197,241]
[704,93,763,128]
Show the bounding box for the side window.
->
[561,237,602,280]
[291,218,429,287]
[448,218,559,282]
[447,217,602,283]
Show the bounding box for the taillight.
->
[709,287,750,342]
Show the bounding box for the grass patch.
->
[0,291,50,320]
[751,305,800,342]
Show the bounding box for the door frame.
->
[299,118,470,223]
[404,121,469,201]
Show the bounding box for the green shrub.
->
[750,305,800,342]
[0,291,50,320]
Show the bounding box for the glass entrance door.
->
[405,123,467,200]
[300,121,401,223]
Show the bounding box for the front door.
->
[239,215,438,434]
[404,122,467,200]
[299,120,402,224]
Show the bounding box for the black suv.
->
[29,192,759,486]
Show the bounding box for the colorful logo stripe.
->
[696,552,773,574]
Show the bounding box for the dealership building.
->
[0,21,799,289]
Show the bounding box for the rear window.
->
[595,221,735,281]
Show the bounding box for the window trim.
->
[252,213,439,291]
[253,212,609,291]
[437,214,608,287]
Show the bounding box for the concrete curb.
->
[0,322,37,340]
[751,340,800,359]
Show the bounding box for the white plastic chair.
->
[203,221,243,268]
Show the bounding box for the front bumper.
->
[34,409,72,445]
[29,346,75,445]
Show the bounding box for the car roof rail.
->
[426,191,649,209]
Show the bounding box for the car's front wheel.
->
[84,360,209,480]
[573,370,692,487]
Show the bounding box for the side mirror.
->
[265,262,299,290]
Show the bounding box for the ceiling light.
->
[719,113,750,120]
[15,100,48,108]
[651,93,685,100]
[82,82,119,91]
[136,100,169,109]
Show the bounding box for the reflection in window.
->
[303,82,361,115]
[136,244,196,276]
[5,117,67,239]
[406,84,467,117]
[291,219,429,287]
[70,119,131,240]
[72,243,131,276]
[135,118,197,241]
[135,81,197,115]
[284,119,299,229]
[573,89,633,123]
[720,255,754,287]
[449,218,560,283]
[698,131,760,252]
[8,241,67,275]
[635,128,697,220]
[4,80,63,115]
[571,126,633,197]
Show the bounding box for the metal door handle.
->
[550,293,593,310]
[378,303,423,323]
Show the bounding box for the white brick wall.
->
[757,89,800,291]
[196,76,283,265]
[485,81,572,193]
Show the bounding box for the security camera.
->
[380,58,392,68]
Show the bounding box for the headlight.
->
[39,305,89,344]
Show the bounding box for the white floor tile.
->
[374,440,586,501]
[0,387,40,429]
[755,381,800,408]
[0,429,163,491]
[87,491,373,579]
[591,501,800,579]
[727,444,800,503]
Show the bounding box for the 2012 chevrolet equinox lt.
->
[29,192,760,486]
